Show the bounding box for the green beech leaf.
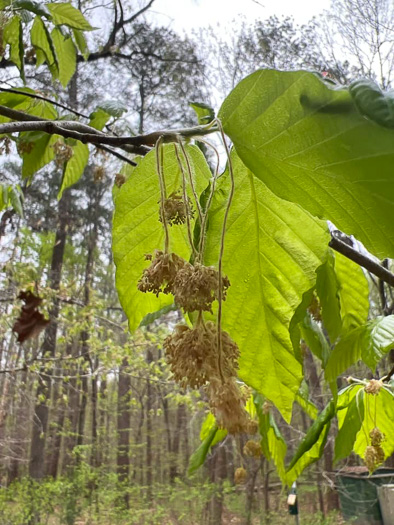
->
[4,16,24,80]
[31,16,58,76]
[112,144,211,332]
[58,141,89,199]
[46,3,94,31]
[9,186,23,217]
[89,108,111,131]
[204,151,329,420]
[335,386,364,463]
[316,252,342,343]
[199,412,227,446]
[139,303,177,327]
[353,387,394,464]
[188,424,226,475]
[295,380,319,420]
[349,79,394,129]
[51,27,76,87]
[325,316,394,381]
[286,400,336,478]
[219,69,394,258]
[21,132,58,178]
[72,29,89,59]
[189,101,215,125]
[335,251,369,334]
[14,0,51,18]
[300,313,330,366]
[99,100,127,118]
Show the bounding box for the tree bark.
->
[29,191,69,479]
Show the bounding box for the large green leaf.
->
[325,316,394,381]
[47,3,94,31]
[219,69,394,258]
[112,144,211,332]
[204,151,329,420]
[51,28,76,87]
[335,386,364,463]
[4,16,24,80]
[58,141,89,199]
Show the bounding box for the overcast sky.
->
[150,0,331,31]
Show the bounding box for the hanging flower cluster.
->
[136,139,250,434]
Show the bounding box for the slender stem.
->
[173,143,197,258]
[216,119,235,382]
[155,137,169,253]
[196,138,221,257]
[178,139,204,228]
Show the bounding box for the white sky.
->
[150,0,331,32]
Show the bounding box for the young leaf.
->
[325,316,394,381]
[352,387,394,463]
[21,132,58,178]
[204,151,329,421]
[4,16,24,80]
[349,79,394,129]
[112,144,211,332]
[316,253,342,343]
[188,424,226,475]
[51,28,76,88]
[335,387,364,463]
[300,313,331,366]
[9,186,23,216]
[13,0,51,18]
[219,69,394,259]
[58,141,89,199]
[285,400,336,483]
[31,16,58,77]
[189,101,215,125]
[46,3,94,31]
[335,251,369,334]
[99,100,127,118]
[89,108,111,131]
[72,28,89,59]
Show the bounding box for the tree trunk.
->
[29,191,69,479]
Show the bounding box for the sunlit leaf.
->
[219,69,394,258]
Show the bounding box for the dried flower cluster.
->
[365,379,383,395]
[243,440,262,458]
[172,262,230,313]
[234,467,247,485]
[137,251,185,296]
[208,377,251,434]
[164,321,239,388]
[247,420,259,435]
[17,141,34,155]
[0,137,11,155]
[115,173,126,187]
[160,192,194,226]
[53,140,73,167]
[364,427,385,473]
[93,165,105,182]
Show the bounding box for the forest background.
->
[1,0,394,524]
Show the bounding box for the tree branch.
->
[329,230,394,287]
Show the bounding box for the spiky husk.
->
[164,321,239,388]
[137,251,186,296]
[172,262,230,313]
